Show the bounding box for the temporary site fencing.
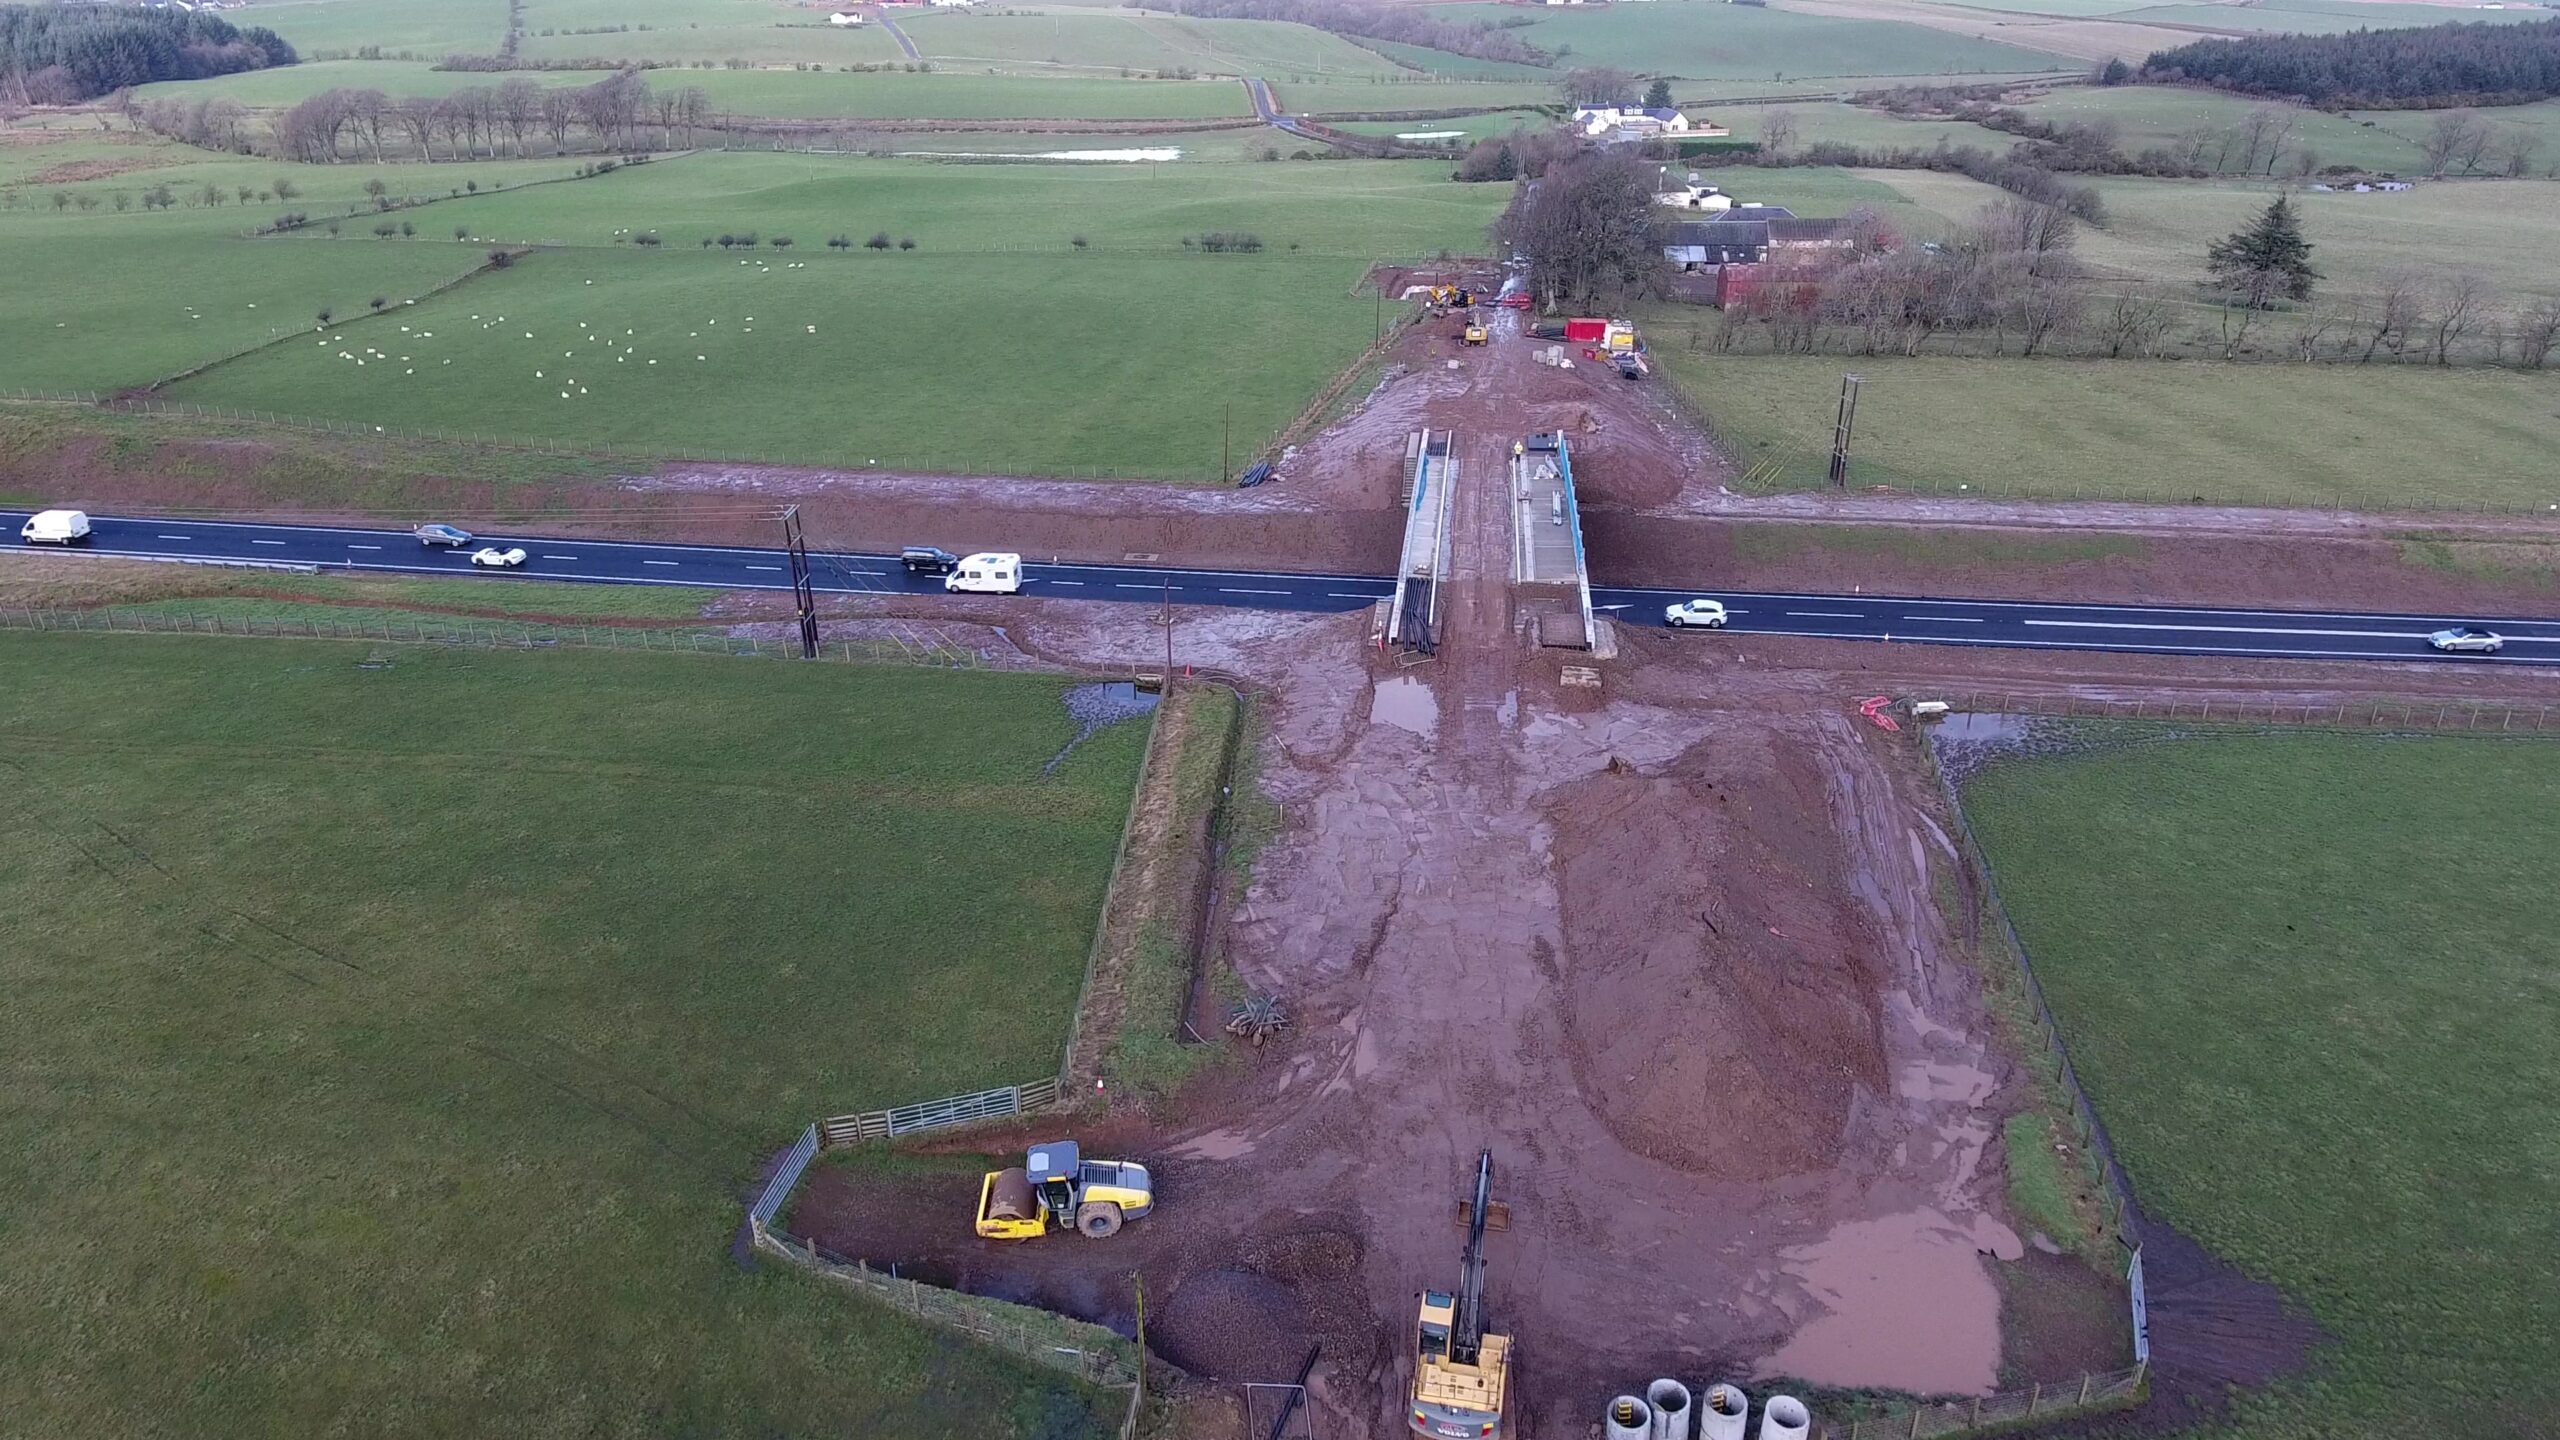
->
[0,604,993,668]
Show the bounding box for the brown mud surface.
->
[792,314,2053,1436]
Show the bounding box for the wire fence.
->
[1939,689,2560,735]
[1711,444,2560,517]
[0,604,990,668]
[750,1223,1151,1410]
[1829,1365,2148,1440]
[0,389,1278,485]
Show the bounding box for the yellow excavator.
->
[1461,319,1488,346]
[1409,1150,1513,1439]
[974,1141,1155,1241]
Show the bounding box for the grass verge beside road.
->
[1663,354,2560,510]
[0,633,1147,1437]
[1961,731,2560,1437]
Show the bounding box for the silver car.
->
[2428,626,2503,654]
[1664,599,1727,629]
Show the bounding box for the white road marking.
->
[251,539,284,546]
[543,554,581,561]
[1218,587,1288,596]
[744,564,782,572]
[1786,610,1863,619]
[1328,591,1385,599]
[2022,618,2422,640]
[347,544,381,551]
[1049,580,1085,587]
[642,560,678,567]
[1903,614,1983,623]
[158,533,192,539]
[1116,583,1159,590]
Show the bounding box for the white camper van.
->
[943,552,1023,595]
[20,509,92,545]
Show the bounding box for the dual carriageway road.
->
[11,511,2560,668]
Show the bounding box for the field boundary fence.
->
[0,390,1267,485]
[748,1222,1151,1437]
[1919,725,2152,1424]
[1827,1364,2148,1440]
[1940,690,2560,735]
[818,1077,1064,1147]
[0,604,990,668]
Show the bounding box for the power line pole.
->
[781,505,818,659]
[1828,373,1863,492]
[1221,402,1232,487]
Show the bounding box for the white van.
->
[943,552,1022,595]
[20,509,92,545]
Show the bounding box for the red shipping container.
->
[1564,317,1607,343]
[1716,264,1760,309]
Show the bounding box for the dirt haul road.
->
[796,312,2058,1437]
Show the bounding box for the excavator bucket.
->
[1456,1198,1511,1232]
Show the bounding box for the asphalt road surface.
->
[3,511,1395,614]
[1591,584,2560,667]
[11,512,2560,665]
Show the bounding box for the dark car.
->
[900,546,960,575]
[415,522,474,548]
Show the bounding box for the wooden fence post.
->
[2079,1372,2094,1405]
[2026,1382,2040,1417]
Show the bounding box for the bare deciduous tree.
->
[2421,110,2483,178]
[1973,196,2077,276]
[2514,299,2560,369]
[1759,106,1797,158]
[1562,67,1638,108]
[2360,269,2426,362]
[2100,291,2173,358]
[2425,271,2490,364]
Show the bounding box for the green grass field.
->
[133,60,1258,121]
[1960,732,2560,1438]
[0,631,1147,1438]
[1431,2,2068,79]
[248,0,509,56]
[896,9,1399,77]
[2075,176,2560,304]
[2011,86,2429,175]
[1661,354,2560,509]
[4,144,1503,477]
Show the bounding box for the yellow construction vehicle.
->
[974,1141,1155,1241]
[1461,320,1488,346]
[1410,1150,1512,1439]
[1425,284,1477,309]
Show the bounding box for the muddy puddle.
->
[1367,675,1438,738]
[1043,681,1160,775]
[1754,1209,2010,1395]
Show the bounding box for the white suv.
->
[1664,599,1727,629]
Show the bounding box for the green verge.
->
[0,633,1149,1437]
[1960,731,2560,1438]
[1106,683,1241,1100]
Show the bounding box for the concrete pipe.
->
[1758,1395,1811,1440]
[1647,1379,1693,1440]
[1699,1383,1749,1440]
[1605,1395,1653,1440]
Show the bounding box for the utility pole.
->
[1221,402,1232,487]
[781,505,819,659]
[1828,373,1863,492]
[1162,572,1174,679]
